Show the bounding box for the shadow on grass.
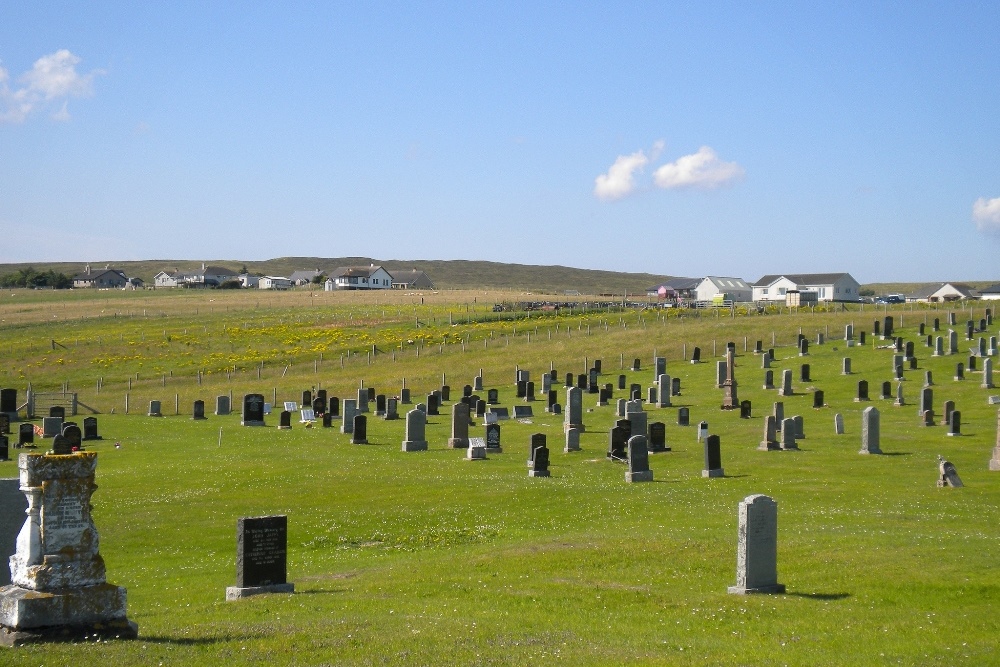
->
[721,474,750,479]
[138,635,245,646]
[881,452,912,456]
[788,592,851,601]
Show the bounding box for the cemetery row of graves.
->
[1,289,999,664]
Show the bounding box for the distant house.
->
[906,282,980,303]
[752,273,860,303]
[289,269,323,286]
[259,276,292,290]
[326,265,393,290]
[646,277,700,300]
[980,283,1000,301]
[73,265,127,289]
[238,274,261,289]
[154,263,237,288]
[390,269,434,290]
[695,276,753,303]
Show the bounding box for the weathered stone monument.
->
[625,436,653,482]
[759,416,779,451]
[727,494,785,595]
[448,403,470,449]
[401,409,428,452]
[860,406,881,454]
[778,369,793,396]
[721,349,739,410]
[564,427,580,453]
[0,452,138,644]
[225,515,294,600]
[989,409,1000,471]
[564,387,584,432]
[215,395,231,416]
[0,478,27,586]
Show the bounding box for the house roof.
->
[702,276,751,290]
[289,269,322,282]
[203,266,236,276]
[331,265,393,279]
[646,277,700,291]
[73,268,125,281]
[907,282,979,299]
[980,283,1000,294]
[752,273,853,287]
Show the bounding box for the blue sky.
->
[2,2,999,283]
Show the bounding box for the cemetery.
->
[1,287,999,663]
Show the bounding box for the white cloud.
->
[594,149,650,201]
[0,50,100,123]
[653,146,744,190]
[972,197,1000,233]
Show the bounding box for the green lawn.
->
[2,291,999,665]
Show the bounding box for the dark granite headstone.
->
[279,410,292,430]
[516,380,527,398]
[475,399,486,417]
[193,400,206,420]
[49,406,65,419]
[61,423,82,450]
[881,381,892,400]
[529,439,550,477]
[577,374,587,390]
[856,380,869,401]
[0,388,16,414]
[242,393,266,426]
[82,416,100,441]
[649,421,668,452]
[400,388,411,404]
[18,423,33,446]
[632,358,641,371]
[618,374,627,390]
[671,377,681,396]
[740,400,752,419]
[703,434,723,477]
[313,396,326,416]
[51,434,72,455]
[566,372,574,388]
[463,384,473,398]
[231,515,291,594]
[0,436,8,461]
[368,388,376,401]
[813,390,824,408]
[353,415,368,444]
[800,364,811,382]
[487,389,499,404]
[375,394,386,416]
[0,413,8,435]
[678,407,690,426]
[692,347,702,363]
[485,423,501,450]
[329,396,340,417]
[608,421,630,460]
[427,394,439,416]
[440,385,450,402]
[322,413,333,428]
[301,390,312,408]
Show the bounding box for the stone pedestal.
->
[0,452,137,645]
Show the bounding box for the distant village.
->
[46,265,1000,305]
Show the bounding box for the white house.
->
[238,274,260,288]
[906,283,979,303]
[752,273,860,303]
[327,265,393,290]
[259,276,292,290]
[694,276,753,303]
[979,283,1000,301]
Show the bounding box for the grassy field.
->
[1,289,999,665]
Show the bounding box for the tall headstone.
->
[564,387,584,432]
[625,436,653,482]
[702,434,724,478]
[485,422,501,452]
[356,388,369,413]
[528,434,550,477]
[855,380,869,402]
[759,416,779,451]
[989,409,1000,471]
[842,358,851,375]
[947,410,961,437]
[648,422,668,452]
[278,410,292,430]
[225,515,294,600]
[82,416,100,441]
[780,418,797,450]
[860,406,881,454]
[657,374,671,408]
[983,358,995,389]
[192,400,206,420]
[778,369,793,396]
[564,427,580,453]
[834,413,844,435]
[215,395,231,416]
[401,409,428,451]
[727,495,785,594]
[721,349,739,410]
[448,403,470,449]
[340,399,357,434]
[352,415,368,444]
[0,452,138,642]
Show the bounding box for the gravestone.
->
[677,407,690,426]
[322,413,333,428]
[49,406,65,420]
[301,390,312,409]
[799,339,809,356]
[594,360,602,374]
[357,389,369,413]
[0,452,138,641]
[466,437,487,460]
[329,396,340,418]
[616,398,626,417]
[618,374,627,390]
[648,422,668,452]
[813,390,824,408]
[216,395,231,416]
[374,394,386,417]
[627,409,648,441]
[316,390,327,411]
[759,416,779,451]
[947,410,961,436]
[834,413,844,435]
[588,369,599,394]
[368,387,376,402]
[727,495,785,594]
[18,423,34,447]
[941,400,955,426]
[577,374,587,390]
[566,372,575,388]
[778,369,793,396]
[922,410,935,427]
[526,381,536,401]
[0,477,28,585]
[702,434,724,478]
[949,330,958,355]
[989,409,1000,471]
[385,398,399,420]
[697,421,709,442]
[924,371,933,387]
[608,421,630,461]
[672,377,681,396]
[630,383,642,401]
[937,457,963,488]
[61,423,82,451]
[856,380,869,402]
[721,349,739,410]
[716,361,727,389]
[780,418,797,450]
[632,358,641,371]
[352,415,367,444]
[860,406,881,454]
[426,394,439,416]
[147,401,161,417]
[755,340,764,354]
[894,382,905,407]
[51,434,73,456]
[0,414,7,436]
[448,403,470,448]
[513,405,534,419]
[933,336,944,356]
[516,380,527,398]
[919,387,933,417]
[881,381,892,400]
[242,394,265,426]
[905,341,915,360]
[740,400,752,419]
[933,317,940,331]
[773,401,784,425]
[485,422,501,452]
[0,388,16,417]
[647,387,657,405]
[842,358,851,375]
[82,416,100,441]
[564,427,579,453]
[800,364,811,382]
[278,410,292,430]
[341,399,357,434]
[763,370,774,390]
[225,515,294,600]
[564,387,584,432]
[489,407,510,420]
[401,409,428,451]
[691,347,701,364]
[193,400,206,420]
[0,437,7,461]
[983,358,995,389]
[969,355,978,372]
[654,356,666,382]
[528,434,550,477]
[475,399,486,418]
[312,396,326,416]
[487,389,499,405]
[400,388,411,404]
[440,385,450,402]
[625,436,653,482]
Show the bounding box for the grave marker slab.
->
[728,494,785,594]
[226,515,294,600]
